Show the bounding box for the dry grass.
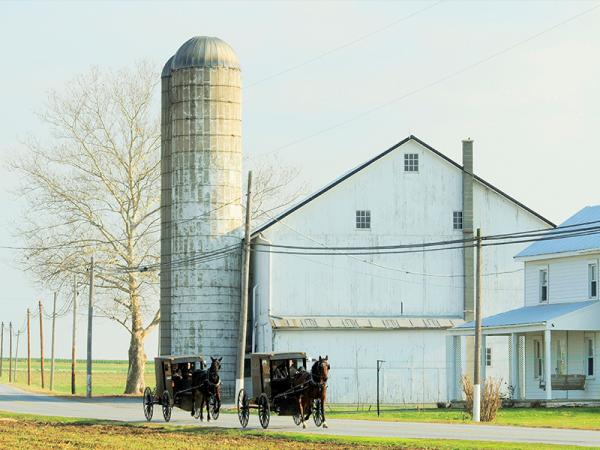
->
[461,376,503,422]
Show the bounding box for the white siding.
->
[524,254,600,306]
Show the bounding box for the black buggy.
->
[236,352,325,429]
[142,355,220,422]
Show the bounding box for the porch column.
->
[510,333,519,399]
[453,336,462,400]
[544,329,552,401]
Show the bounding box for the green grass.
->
[0,410,586,449]
[0,358,153,396]
[325,404,600,430]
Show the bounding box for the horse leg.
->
[298,395,306,428]
[322,388,328,428]
[205,390,211,422]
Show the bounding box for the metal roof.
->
[161,55,174,78]
[455,301,598,330]
[251,352,306,361]
[515,205,600,259]
[170,36,240,72]
[252,135,555,236]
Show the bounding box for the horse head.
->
[312,355,330,383]
[209,356,222,383]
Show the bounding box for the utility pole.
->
[27,309,31,385]
[87,255,94,398]
[39,300,45,389]
[50,292,57,391]
[473,228,483,422]
[71,275,77,395]
[0,321,4,378]
[14,331,20,381]
[377,360,385,417]
[235,171,252,397]
[8,322,12,382]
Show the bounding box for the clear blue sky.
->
[0,1,598,359]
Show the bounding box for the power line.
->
[246,1,445,88]
[262,2,600,156]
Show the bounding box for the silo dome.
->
[161,55,174,78]
[171,36,240,71]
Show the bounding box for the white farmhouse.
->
[453,206,600,403]
[249,135,554,404]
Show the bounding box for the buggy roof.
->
[154,355,205,364]
[251,352,306,361]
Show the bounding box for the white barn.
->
[248,135,554,404]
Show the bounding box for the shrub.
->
[461,375,502,422]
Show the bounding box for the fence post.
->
[377,359,385,416]
[71,275,77,395]
[27,309,31,385]
[8,322,12,383]
[50,292,57,390]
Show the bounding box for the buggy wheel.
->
[237,389,249,428]
[313,398,324,427]
[257,393,270,429]
[192,396,201,420]
[143,387,154,421]
[292,412,302,426]
[209,394,220,420]
[162,391,172,422]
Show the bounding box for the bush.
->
[461,375,502,422]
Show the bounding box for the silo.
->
[160,36,243,397]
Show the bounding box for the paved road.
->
[1,384,600,447]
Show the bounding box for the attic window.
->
[404,153,419,172]
[356,210,371,229]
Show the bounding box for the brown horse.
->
[295,355,330,428]
[192,356,222,422]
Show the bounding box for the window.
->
[486,347,492,367]
[453,211,463,230]
[534,339,544,379]
[589,263,597,298]
[585,337,595,377]
[404,153,419,172]
[539,269,548,302]
[355,210,371,229]
[556,339,566,375]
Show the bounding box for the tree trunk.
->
[124,329,146,394]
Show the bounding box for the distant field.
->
[0,358,153,396]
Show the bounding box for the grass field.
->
[325,405,600,431]
[0,358,153,395]
[0,411,585,450]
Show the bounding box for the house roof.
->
[451,301,600,334]
[253,135,554,235]
[515,205,600,259]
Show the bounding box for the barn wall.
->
[273,329,450,404]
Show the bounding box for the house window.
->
[539,269,548,303]
[453,211,463,230]
[534,339,544,379]
[486,347,492,367]
[404,153,419,172]
[589,263,597,298]
[355,210,371,229]
[556,339,566,375]
[585,337,595,377]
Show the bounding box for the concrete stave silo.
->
[160,36,242,397]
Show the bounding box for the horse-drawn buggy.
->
[237,352,329,429]
[143,355,222,422]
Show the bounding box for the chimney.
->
[462,139,475,321]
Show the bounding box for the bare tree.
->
[10,63,161,394]
[9,63,306,394]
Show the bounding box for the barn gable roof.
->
[253,135,555,235]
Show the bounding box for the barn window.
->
[539,269,548,303]
[356,210,371,229]
[486,347,492,367]
[404,153,419,172]
[453,211,463,230]
[533,339,544,379]
[585,337,595,377]
[589,263,597,298]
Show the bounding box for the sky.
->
[0,1,598,360]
